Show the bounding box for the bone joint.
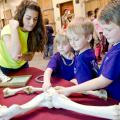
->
[82,89,108,100]
[3,86,43,97]
[0,88,120,120]
[3,86,107,101]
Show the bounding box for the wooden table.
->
[0,67,118,120]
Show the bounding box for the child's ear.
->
[87,34,92,42]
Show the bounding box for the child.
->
[0,0,46,75]
[42,32,75,90]
[86,10,95,49]
[93,8,103,62]
[99,32,109,54]
[55,0,120,101]
[66,17,99,84]
[43,18,54,59]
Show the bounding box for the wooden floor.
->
[29,52,50,71]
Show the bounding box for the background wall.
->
[0,0,22,19]
[85,0,111,13]
[52,0,85,32]
[0,0,110,31]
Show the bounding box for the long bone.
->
[81,89,107,100]
[3,86,107,100]
[51,93,120,120]
[0,105,8,117]
[3,86,43,97]
[0,88,120,120]
[3,87,24,97]
[23,86,43,94]
[0,92,52,120]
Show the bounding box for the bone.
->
[1,88,119,120]
[3,86,107,100]
[52,93,120,120]
[3,87,24,97]
[3,86,43,97]
[0,104,22,120]
[0,92,52,120]
[23,86,43,94]
[0,105,8,117]
[82,89,108,100]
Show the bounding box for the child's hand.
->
[42,82,52,91]
[9,20,19,29]
[70,79,78,85]
[54,86,71,96]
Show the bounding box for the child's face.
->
[22,8,38,31]
[69,33,89,52]
[102,22,120,44]
[57,41,71,55]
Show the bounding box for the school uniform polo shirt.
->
[47,52,75,81]
[74,49,99,84]
[99,43,120,101]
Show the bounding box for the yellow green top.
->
[0,25,29,69]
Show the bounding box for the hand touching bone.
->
[0,88,56,120]
[1,88,120,120]
[55,86,107,100]
[3,86,43,97]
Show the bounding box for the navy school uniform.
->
[74,49,99,84]
[99,43,120,101]
[47,52,75,81]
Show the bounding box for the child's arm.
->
[42,68,53,91]
[55,75,112,96]
[3,20,21,60]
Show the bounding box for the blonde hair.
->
[98,0,120,26]
[67,17,94,37]
[54,32,69,44]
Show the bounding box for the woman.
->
[0,0,46,75]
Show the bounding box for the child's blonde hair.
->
[98,0,120,26]
[66,17,94,37]
[54,31,69,44]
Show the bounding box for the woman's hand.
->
[17,52,34,61]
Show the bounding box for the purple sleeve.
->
[101,53,120,80]
[47,53,60,71]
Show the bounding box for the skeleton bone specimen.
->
[3,86,43,97]
[51,91,120,120]
[81,89,107,100]
[0,88,120,120]
[0,105,8,117]
[3,86,107,100]
[23,86,43,94]
[0,92,52,120]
